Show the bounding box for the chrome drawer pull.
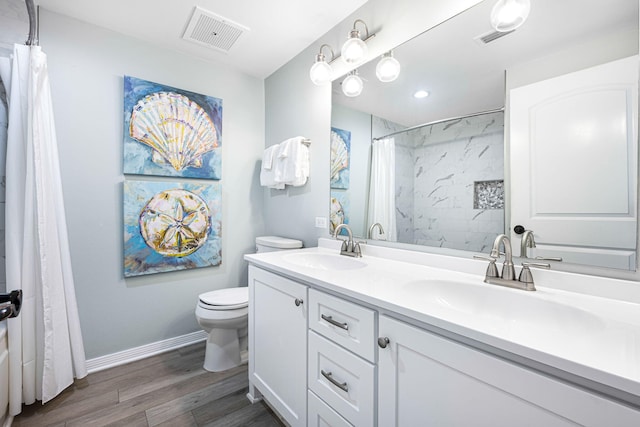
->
[321,370,349,392]
[294,298,303,307]
[321,314,349,330]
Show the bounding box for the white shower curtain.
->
[368,137,397,242]
[0,44,86,416]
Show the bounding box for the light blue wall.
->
[40,9,265,359]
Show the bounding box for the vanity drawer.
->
[308,289,375,362]
[308,390,353,427]
[308,331,375,427]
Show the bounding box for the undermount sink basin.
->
[283,252,366,271]
[400,279,605,339]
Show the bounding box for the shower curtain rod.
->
[372,107,505,142]
[25,0,39,46]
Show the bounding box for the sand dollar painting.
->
[124,180,221,277]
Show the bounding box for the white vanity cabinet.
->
[248,266,308,427]
[378,315,640,427]
[247,260,640,427]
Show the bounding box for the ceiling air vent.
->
[182,6,250,53]
[474,29,515,45]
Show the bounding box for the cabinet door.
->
[249,266,308,427]
[378,315,640,427]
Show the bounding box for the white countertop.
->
[245,238,640,402]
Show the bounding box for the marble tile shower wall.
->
[374,113,504,252]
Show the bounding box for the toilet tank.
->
[255,236,303,253]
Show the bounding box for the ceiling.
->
[0,0,369,78]
[333,0,639,127]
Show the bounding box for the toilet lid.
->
[199,287,248,310]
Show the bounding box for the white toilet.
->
[195,236,302,372]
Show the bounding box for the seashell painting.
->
[330,127,351,189]
[124,180,221,277]
[123,76,222,179]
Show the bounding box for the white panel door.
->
[510,56,638,267]
[249,266,308,427]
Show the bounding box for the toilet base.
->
[203,328,242,372]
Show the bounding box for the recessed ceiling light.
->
[414,90,429,99]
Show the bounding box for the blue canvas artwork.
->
[330,127,351,189]
[330,190,350,236]
[124,180,222,277]
[123,76,223,179]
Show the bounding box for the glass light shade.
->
[309,59,332,86]
[490,0,530,32]
[376,55,401,82]
[341,33,368,64]
[342,73,363,97]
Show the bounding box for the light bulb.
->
[342,73,363,97]
[414,90,429,99]
[341,31,368,64]
[309,56,332,86]
[490,0,530,32]
[376,53,401,82]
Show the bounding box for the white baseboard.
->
[85,330,207,374]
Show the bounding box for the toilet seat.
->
[199,287,248,311]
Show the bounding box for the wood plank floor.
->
[12,342,285,427]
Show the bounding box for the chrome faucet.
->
[334,224,362,258]
[474,234,549,291]
[490,234,515,280]
[368,222,385,240]
[520,230,536,258]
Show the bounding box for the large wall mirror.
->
[330,0,639,273]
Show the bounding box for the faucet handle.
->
[535,256,563,262]
[353,242,362,257]
[522,262,550,269]
[473,255,499,279]
[473,255,497,262]
[518,262,550,291]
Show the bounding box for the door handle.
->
[0,290,22,321]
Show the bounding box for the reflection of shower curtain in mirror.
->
[368,138,397,241]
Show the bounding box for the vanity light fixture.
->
[376,51,401,82]
[490,0,531,32]
[342,70,364,97]
[414,90,429,99]
[309,44,335,86]
[341,19,370,65]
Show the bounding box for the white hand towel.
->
[262,144,279,170]
[275,137,309,186]
[260,144,285,189]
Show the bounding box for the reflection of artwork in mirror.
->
[330,127,351,189]
[330,191,349,235]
